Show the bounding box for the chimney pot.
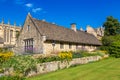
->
[71,23,76,31]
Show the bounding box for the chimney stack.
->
[71,23,76,32]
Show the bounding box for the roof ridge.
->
[32,18,84,33]
[33,17,98,36]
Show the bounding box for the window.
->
[7,29,9,42]
[69,44,72,49]
[24,38,33,53]
[90,45,93,49]
[16,31,19,38]
[60,43,64,49]
[10,30,13,42]
[76,44,78,49]
[52,40,55,47]
[27,25,30,31]
[10,30,13,37]
[82,45,85,50]
[4,29,6,42]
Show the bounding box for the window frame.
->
[60,43,64,49]
[76,44,78,49]
[24,38,33,53]
[69,43,72,49]
[27,25,30,31]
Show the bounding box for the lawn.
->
[28,58,120,80]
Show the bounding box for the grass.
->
[27,58,120,80]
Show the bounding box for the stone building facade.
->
[0,20,21,48]
[86,25,104,40]
[15,13,101,54]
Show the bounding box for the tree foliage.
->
[101,35,120,58]
[102,16,120,58]
[103,16,120,36]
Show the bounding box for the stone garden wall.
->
[27,56,102,77]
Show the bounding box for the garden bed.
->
[0,50,108,78]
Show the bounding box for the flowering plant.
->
[58,51,72,62]
[0,51,14,63]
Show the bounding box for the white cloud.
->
[25,3,33,8]
[32,8,42,13]
[14,1,45,14]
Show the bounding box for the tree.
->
[101,35,120,58]
[103,16,120,36]
[101,16,120,58]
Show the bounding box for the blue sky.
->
[0,0,120,30]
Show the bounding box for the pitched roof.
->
[31,17,102,46]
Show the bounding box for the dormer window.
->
[27,25,30,31]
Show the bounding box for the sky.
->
[0,0,120,30]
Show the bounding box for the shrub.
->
[72,52,82,58]
[101,35,120,58]
[1,55,37,76]
[0,51,14,63]
[109,41,120,58]
[58,51,72,61]
[95,50,108,57]
[1,51,14,60]
[0,76,26,80]
[0,51,14,74]
[0,48,9,52]
[72,50,104,58]
[36,56,60,63]
[1,54,61,77]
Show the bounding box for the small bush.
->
[72,50,104,58]
[0,76,26,80]
[109,42,120,58]
[1,55,37,77]
[0,51,14,74]
[95,50,108,57]
[58,51,72,61]
[36,56,60,63]
[0,51,14,63]
[72,52,82,58]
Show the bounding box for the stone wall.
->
[0,44,4,47]
[27,56,102,77]
[15,14,44,54]
[43,42,76,54]
[43,42,97,54]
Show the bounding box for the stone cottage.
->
[15,13,102,54]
